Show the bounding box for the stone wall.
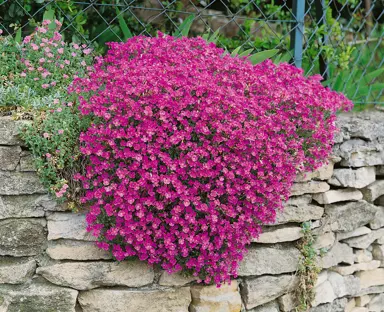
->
[1,109,384,312]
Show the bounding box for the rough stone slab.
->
[338,226,372,241]
[355,295,370,307]
[328,167,376,189]
[0,117,29,145]
[240,274,297,309]
[312,280,336,306]
[309,298,348,312]
[19,151,36,171]
[251,300,280,312]
[0,146,21,170]
[370,206,384,230]
[46,240,112,260]
[354,249,373,263]
[0,280,78,312]
[321,242,354,269]
[285,195,312,206]
[253,225,303,243]
[47,213,94,241]
[78,288,191,312]
[159,271,196,286]
[357,285,384,296]
[37,261,154,290]
[335,139,384,167]
[325,200,377,232]
[328,272,360,299]
[0,195,46,219]
[290,181,330,196]
[190,282,241,312]
[331,260,380,275]
[313,189,363,205]
[0,257,36,284]
[343,228,384,249]
[0,171,46,195]
[39,195,70,212]
[238,244,300,276]
[362,180,384,202]
[0,218,47,256]
[368,293,384,312]
[355,268,384,289]
[313,232,335,251]
[277,293,297,312]
[372,245,384,267]
[272,204,324,225]
[345,298,356,312]
[295,161,335,182]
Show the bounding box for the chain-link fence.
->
[0,0,383,106]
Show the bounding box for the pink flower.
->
[0,29,3,35]
[56,107,62,112]
[64,60,70,65]
[38,27,47,34]
[23,36,31,44]
[73,43,79,50]
[83,48,92,55]
[63,74,69,79]
[67,102,73,107]
[81,61,86,66]
[50,81,56,86]
[53,99,60,105]
[43,133,49,138]
[45,153,52,158]
[39,58,46,63]
[20,72,26,77]
[31,43,39,51]
[42,20,51,26]
[41,84,49,89]
[57,48,64,54]
[71,52,77,57]
[58,129,64,134]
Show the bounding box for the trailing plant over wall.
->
[72,34,352,285]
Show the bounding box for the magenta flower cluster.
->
[72,34,352,285]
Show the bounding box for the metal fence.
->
[0,0,383,105]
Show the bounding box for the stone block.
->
[0,146,21,170]
[290,181,330,196]
[0,171,45,195]
[328,167,375,189]
[0,257,36,284]
[47,213,94,241]
[0,195,46,219]
[313,189,362,205]
[338,226,372,241]
[253,225,303,243]
[362,180,384,202]
[321,242,354,269]
[355,268,384,289]
[46,240,112,260]
[159,271,196,286]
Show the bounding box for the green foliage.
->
[21,102,91,207]
[295,222,321,312]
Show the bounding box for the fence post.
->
[315,0,329,80]
[290,0,305,68]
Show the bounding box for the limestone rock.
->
[0,117,28,145]
[78,288,191,312]
[190,282,242,312]
[278,293,297,311]
[358,285,384,296]
[238,244,300,276]
[0,194,46,219]
[321,242,354,269]
[295,161,335,182]
[350,308,368,312]
[345,298,356,312]
[253,225,303,243]
[285,195,312,206]
[290,181,330,196]
[0,257,36,284]
[338,226,372,241]
[39,195,70,212]
[313,189,363,205]
[328,167,376,188]
[362,180,384,202]
[47,213,94,241]
[37,261,154,290]
[328,271,360,298]
[331,260,380,275]
[373,245,384,266]
[355,295,370,307]
[344,229,384,249]
[370,206,384,230]
[19,151,36,171]
[159,271,196,286]
[355,249,374,263]
[0,218,47,256]
[355,268,384,289]
[251,300,280,312]
[316,271,328,287]
[0,171,45,195]
[272,204,324,225]
[0,146,21,170]
[312,281,336,307]
[368,293,384,312]
[313,232,335,251]
[0,280,78,312]
[309,298,348,312]
[325,200,377,232]
[335,139,384,167]
[241,274,297,309]
[46,240,112,260]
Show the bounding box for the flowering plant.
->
[73,34,351,285]
[0,20,92,110]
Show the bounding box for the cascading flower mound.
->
[72,34,352,285]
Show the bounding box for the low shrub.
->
[73,34,352,284]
